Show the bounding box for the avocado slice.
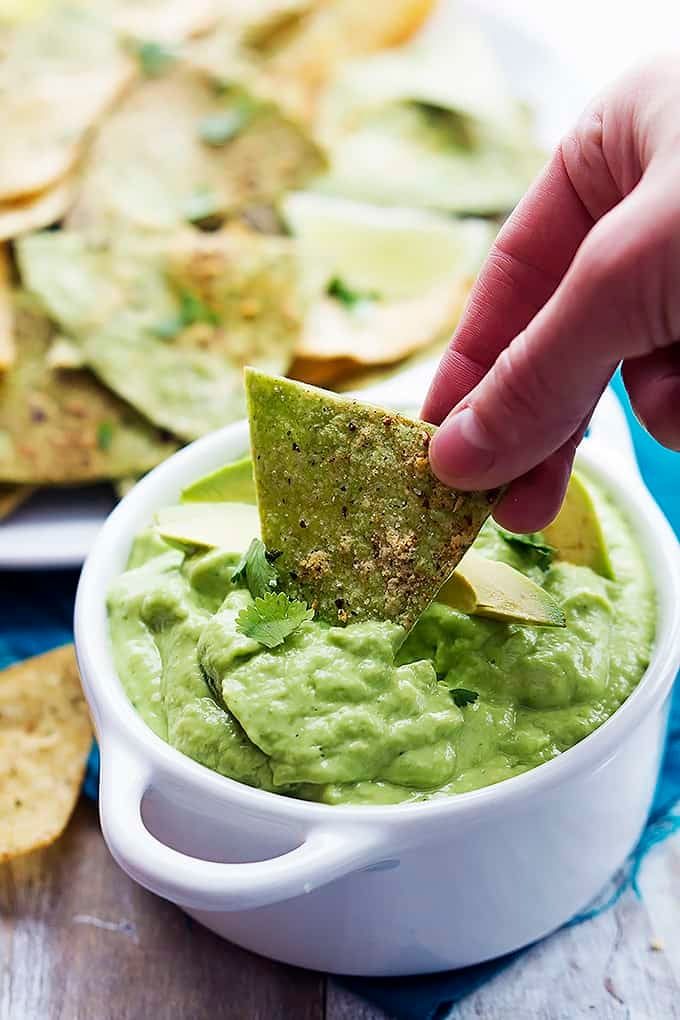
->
[438,549,566,627]
[542,472,614,579]
[245,368,502,630]
[155,502,259,553]
[181,456,255,504]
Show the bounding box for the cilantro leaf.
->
[178,290,220,327]
[198,102,254,147]
[497,527,556,568]
[150,289,220,340]
[184,188,223,227]
[135,40,178,78]
[149,317,184,340]
[236,592,314,648]
[232,538,278,599]
[413,102,476,148]
[96,421,114,451]
[327,276,380,310]
[450,688,478,708]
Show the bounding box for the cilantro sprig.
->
[496,527,556,569]
[134,40,178,78]
[184,188,223,227]
[327,276,380,311]
[151,289,220,340]
[450,688,478,708]
[96,421,114,451]
[231,538,279,599]
[198,99,255,147]
[236,592,314,648]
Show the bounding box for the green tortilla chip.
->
[0,4,133,205]
[187,0,434,123]
[65,68,324,237]
[0,294,177,484]
[17,228,305,441]
[315,20,542,214]
[246,369,502,629]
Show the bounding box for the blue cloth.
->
[342,375,680,1019]
[0,379,677,1020]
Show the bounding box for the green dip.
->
[108,475,655,805]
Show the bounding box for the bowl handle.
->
[99,743,386,912]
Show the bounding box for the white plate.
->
[0,2,584,569]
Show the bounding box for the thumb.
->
[430,165,680,491]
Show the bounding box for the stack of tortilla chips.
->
[0,0,543,520]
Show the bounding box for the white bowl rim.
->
[75,418,680,831]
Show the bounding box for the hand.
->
[422,57,680,533]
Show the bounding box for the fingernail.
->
[431,406,496,483]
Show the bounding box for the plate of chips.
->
[0,0,579,568]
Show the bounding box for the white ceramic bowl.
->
[75,389,680,976]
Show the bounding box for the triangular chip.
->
[0,645,92,862]
[106,0,218,44]
[65,69,324,237]
[281,194,492,374]
[281,192,493,300]
[18,228,306,441]
[0,174,76,242]
[246,369,501,629]
[295,280,469,368]
[187,0,434,123]
[0,294,177,483]
[0,244,14,370]
[314,19,542,214]
[0,5,134,204]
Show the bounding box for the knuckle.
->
[576,208,680,351]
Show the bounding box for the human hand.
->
[422,57,680,533]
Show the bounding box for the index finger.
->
[421,146,596,424]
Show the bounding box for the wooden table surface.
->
[2,798,680,1019]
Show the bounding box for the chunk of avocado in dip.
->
[108,458,655,805]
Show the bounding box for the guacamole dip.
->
[108,471,655,805]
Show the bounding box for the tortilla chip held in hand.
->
[246,369,502,630]
[0,645,92,862]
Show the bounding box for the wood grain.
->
[0,800,324,1020]
[2,799,680,1020]
[326,982,392,1020]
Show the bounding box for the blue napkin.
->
[0,379,677,1020]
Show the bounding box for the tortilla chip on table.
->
[0,645,92,862]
